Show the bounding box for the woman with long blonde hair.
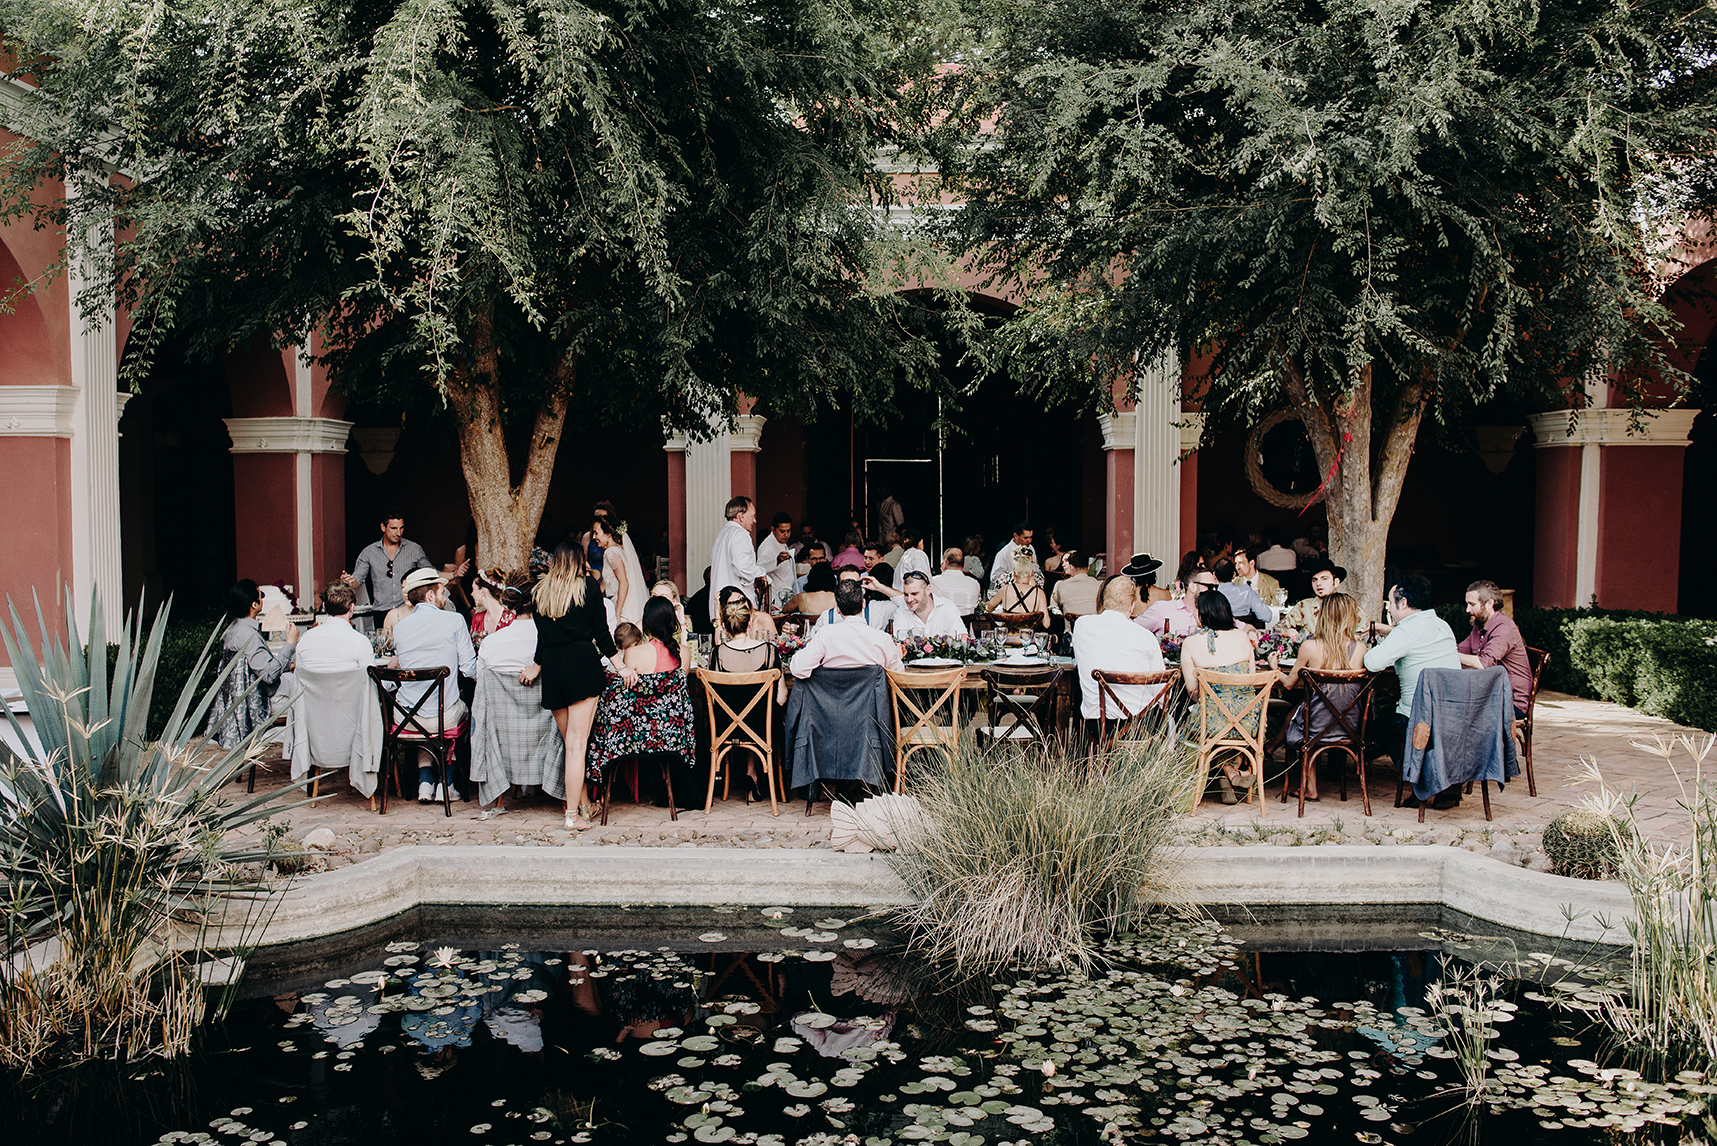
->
[523,542,635,830]
[1268,591,1366,801]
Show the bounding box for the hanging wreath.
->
[1246,409,1326,511]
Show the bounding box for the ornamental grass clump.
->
[885,732,1192,977]
[0,591,299,1072]
[1575,734,1717,1071]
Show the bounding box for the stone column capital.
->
[0,384,81,436]
[729,414,767,453]
[1177,410,1206,454]
[1098,411,1136,451]
[224,416,354,454]
[1527,408,1698,448]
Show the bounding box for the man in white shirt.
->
[296,582,376,671]
[931,547,981,615]
[391,569,479,802]
[709,495,773,624]
[864,570,967,640]
[1364,572,1462,807]
[988,520,1041,591]
[1255,535,1298,574]
[791,581,904,677]
[1072,578,1166,732]
[756,511,798,610]
[896,528,933,582]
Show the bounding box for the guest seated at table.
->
[709,594,789,800]
[613,622,644,653]
[1233,545,1281,607]
[963,534,987,583]
[794,541,828,593]
[1119,553,1167,609]
[1212,558,1273,628]
[1180,589,1261,803]
[586,596,697,812]
[1363,573,1462,808]
[1256,531,1298,573]
[392,568,478,804]
[864,569,967,640]
[476,581,538,673]
[791,580,905,677]
[1072,576,1166,739]
[685,567,716,636]
[1138,567,1216,639]
[1280,558,1354,635]
[1051,551,1102,617]
[649,579,694,651]
[786,561,840,618]
[717,585,778,641]
[811,567,895,632]
[831,529,866,571]
[985,553,1051,630]
[205,578,301,749]
[470,567,519,648]
[931,547,981,615]
[1266,591,1366,801]
[296,580,373,671]
[1458,579,1531,720]
[620,597,682,674]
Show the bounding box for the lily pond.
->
[6,905,1711,1145]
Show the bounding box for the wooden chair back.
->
[1189,670,1276,816]
[694,667,782,815]
[367,665,457,816]
[886,666,967,792]
[1092,669,1180,747]
[979,665,1066,747]
[1516,646,1551,797]
[1284,667,1376,817]
[986,611,1043,632]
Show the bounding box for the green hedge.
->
[1434,603,1717,732]
[100,607,226,741]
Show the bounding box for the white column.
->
[66,176,123,640]
[293,347,316,598]
[1132,350,1182,565]
[683,432,733,587]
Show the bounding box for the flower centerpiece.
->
[1160,636,1182,662]
[1254,630,1300,663]
[901,634,983,663]
[773,632,808,659]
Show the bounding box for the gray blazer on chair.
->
[1402,666,1519,801]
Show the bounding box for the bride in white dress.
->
[593,516,647,627]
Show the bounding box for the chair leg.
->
[705,747,722,813]
[439,748,453,818]
[662,756,679,822]
[599,769,612,826]
[1522,723,1537,797]
[1296,746,1310,819]
[1357,748,1372,817]
[1481,779,1492,822]
[310,767,321,808]
[247,758,257,794]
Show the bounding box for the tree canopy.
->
[1,0,951,563]
[925,0,1717,608]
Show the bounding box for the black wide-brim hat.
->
[1121,553,1163,583]
[1305,557,1348,582]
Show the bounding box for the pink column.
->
[664,434,689,591]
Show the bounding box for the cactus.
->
[1541,808,1632,880]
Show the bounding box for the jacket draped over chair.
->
[470,663,567,805]
[785,665,895,793]
[285,667,383,797]
[1402,666,1520,801]
[587,668,696,786]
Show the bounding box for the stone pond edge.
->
[231,844,1636,949]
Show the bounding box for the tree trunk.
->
[446,309,572,574]
[1281,360,1425,621]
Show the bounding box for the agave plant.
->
[0,589,301,1070]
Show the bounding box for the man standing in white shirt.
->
[931,547,980,615]
[757,511,797,611]
[1072,578,1166,736]
[297,582,376,671]
[709,496,774,624]
[864,570,967,640]
[988,520,1040,591]
[896,528,933,582]
[791,581,904,677]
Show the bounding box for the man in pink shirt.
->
[791,580,904,677]
[1138,571,1217,639]
[1457,579,1532,718]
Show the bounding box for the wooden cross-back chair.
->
[1279,668,1377,818]
[1188,670,1276,816]
[1517,647,1549,797]
[695,667,783,816]
[978,665,1065,749]
[1091,670,1181,751]
[368,665,462,817]
[985,611,1045,634]
[886,666,967,792]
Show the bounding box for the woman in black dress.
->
[522,542,635,830]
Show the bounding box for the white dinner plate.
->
[996,655,1048,666]
[908,657,963,667]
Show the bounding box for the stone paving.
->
[240,690,1712,877]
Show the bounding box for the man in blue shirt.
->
[1364,573,1462,808]
[392,568,478,803]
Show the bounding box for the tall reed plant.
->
[1575,733,1717,1071]
[885,732,1192,976]
[0,590,299,1071]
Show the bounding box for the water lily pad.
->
[700,933,727,943]
[640,1042,681,1056]
[797,1012,838,1029]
